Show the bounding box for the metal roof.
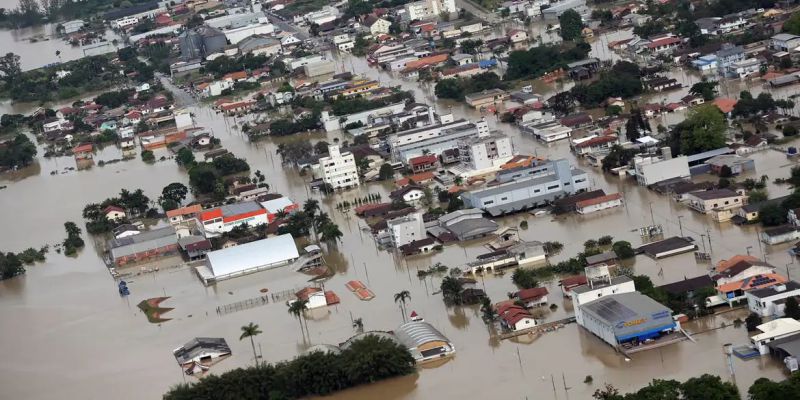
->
[219,201,263,217]
[173,337,230,365]
[109,227,177,259]
[394,321,452,349]
[572,276,633,294]
[580,292,674,338]
[206,234,299,278]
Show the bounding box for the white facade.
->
[112,16,139,29]
[317,145,360,189]
[571,266,636,326]
[726,58,760,79]
[457,133,514,171]
[369,18,391,35]
[751,318,800,355]
[633,155,690,186]
[388,212,426,247]
[746,283,800,317]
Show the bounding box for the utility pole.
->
[678,215,684,237]
[706,228,713,254]
[649,202,655,226]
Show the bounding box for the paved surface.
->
[456,0,500,23]
[265,12,310,41]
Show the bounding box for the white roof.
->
[206,234,299,277]
[636,136,659,144]
[260,197,295,214]
[751,318,800,342]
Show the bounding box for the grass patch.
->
[137,297,174,323]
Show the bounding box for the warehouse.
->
[578,292,676,348]
[196,234,299,284]
[108,226,179,267]
[393,321,456,363]
[199,201,268,237]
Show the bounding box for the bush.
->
[141,150,155,163]
[784,125,798,137]
[512,268,538,289]
[612,241,635,259]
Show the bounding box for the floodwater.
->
[3,26,800,400]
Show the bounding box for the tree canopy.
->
[558,10,584,41]
[505,42,590,81]
[669,104,727,156]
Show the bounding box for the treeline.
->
[595,372,800,400]
[504,42,591,81]
[571,62,643,107]
[0,0,157,28]
[163,335,415,400]
[330,90,414,116]
[0,53,126,102]
[0,134,37,170]
[434,72,508,101]
[204,55,287,78]
[82,188,153,234]
[0,247,47,280]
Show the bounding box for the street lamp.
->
[722,343,735,383]
[746,246,753,256]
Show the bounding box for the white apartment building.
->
[457,133,514,171]
[388,212,426,247]
[316,145,360,189]
[633,153,690,186]
[112,16,139,29]
[403,0,456,20]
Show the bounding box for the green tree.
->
[319,221,343,244]
[288,299,309,338]
[745,312,763,331]
[141,150,155,163]
[558,9,584,41]
[598,235,613,246]
[748,189,768,203]
[784,125,798,137]
[784,12,800,35]
[681,374,740,400]
[394,290,411,322]
[440,276,464,305]
[0,52,21,85]
[480,296,497,321]
[612,241,635,259]
[512,268,538,289]
[434,78,464,100]
[0,133,37,169]
[175,148,195,167]
[161,182,188,206]
[759,203,787,226]
[672,104,727,156]
[63,221,84,256]
[0,252,25,280]
[689,79,718,101]
[239,322,262,365]
[785,296,800,320]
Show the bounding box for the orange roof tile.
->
[166,204,202,218]
[715,255,759,273]
[718,273,787,293]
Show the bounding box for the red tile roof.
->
[166,204,202,218]
[647,37,681,49]
[560,275,588,290]
[517,287,549,302]
[574,135,618,148]
[295,287,322,300]
[408,154,438,166]
[73,143,93,153]
[575,193,623,208]
[396,171,435,187]
[103,205,125,214]
[223,71,248,81]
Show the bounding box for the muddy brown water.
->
[2,26,800,399]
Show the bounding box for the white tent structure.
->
[196,234,299,284]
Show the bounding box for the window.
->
[483,200,494,205]
[501,197,508,201]
[547,185,559,190]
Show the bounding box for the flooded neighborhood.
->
[4,0,800,399]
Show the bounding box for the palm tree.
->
[441,276,464,305]
[394,290,411,322]
[239,322,262,365]
[287,299,309,339]
[320,221,344,244]
[352,317,364,333]
[275,208,289,221]
[303,198,320,217]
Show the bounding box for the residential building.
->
[516,287,549,307]
[586,251,619,268]
[507,29,528,43]
[294,287,328,309]
[390,185,426,203]
[770,33,800,52]
[103,205,127,221]
[388,212,426,248]
[577,292,677,348]
[685,189,745,213]
[108,226,179,266]
[746,281,800,317]
[560,275,589,298]
[408,154,439,173]
[198,201,268,237]
[716,44,745,73]
[456,133,514,172]
[461,159,590,216]
[717,273,788,305]
[390,116,487,162]
[166,204,202,225]
[712,256,776,287]
[751,318,800,355]
[571,135,618,156]
[726,58,761,79]
[705,154,755,175]
[464,89,508,109]
[498,303,537,332]
[576,193,623,214]
[197,234,300,284]
[365,16,391,35]
[316,145,360,189]
[761,225,800,245]
[62,19,85,34]
[520,120,572,142]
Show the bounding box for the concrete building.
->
[461,159,590,216]
[198,234,299,283]
[464,89,508,109]
[761,225,800,245]
[633,153,690,186]
[571,264,636,327]
[403,0,456,21]
[726,58,761,79]
[685,189,745,214]
[321,102,407,132]
[388,212,426,247]
[746,281,800,317]
[542,0,589,19]
[389,113,480,160]
[575,193,623,214]
[770,33,800,52]
[751,318,800,355]
[198,201,268,237]
[62,19,85,34]
[316,145,360,189]
[223,22,275,44]
[435,208,498,240]
[393,321,455,363]
[578,292,677,348]
[457,133,514,172]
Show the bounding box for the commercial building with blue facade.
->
[578,292,676,347]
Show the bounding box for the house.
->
[646,35,682,53]
[789,208,800,226]
[516,287,549,307]
[464,89,508,109]
[398,237,438,255]
[103,205,127,221]
[560,275,588,298]
[73,143,94,160]
[712,258,776,287]
[571,135,618,156]
[685,188,745,214]
[112,224,141,239]
[770,33,800,52]
[451,53,474,66]
[173,337,231,368]
[364,16,391,35]
[717,274,788,305]
[560,113,593,128]
[507,29,528,43]
[585,251,618,268]
[497,303,536,332]
[726,58,761,79]
[657,275,715,297]
[408,154,439,173]
[390,185,425,203]
[575,193,623,214]
[716,44,745,72]
[179,236,212,260]
[166,204,203,225]
[294,287,328,309]
[751,318,800,356]
[746,281,800,317]
[761,225,800,245]
[681,95,705,106]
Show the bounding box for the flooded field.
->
[3,21,800,400]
